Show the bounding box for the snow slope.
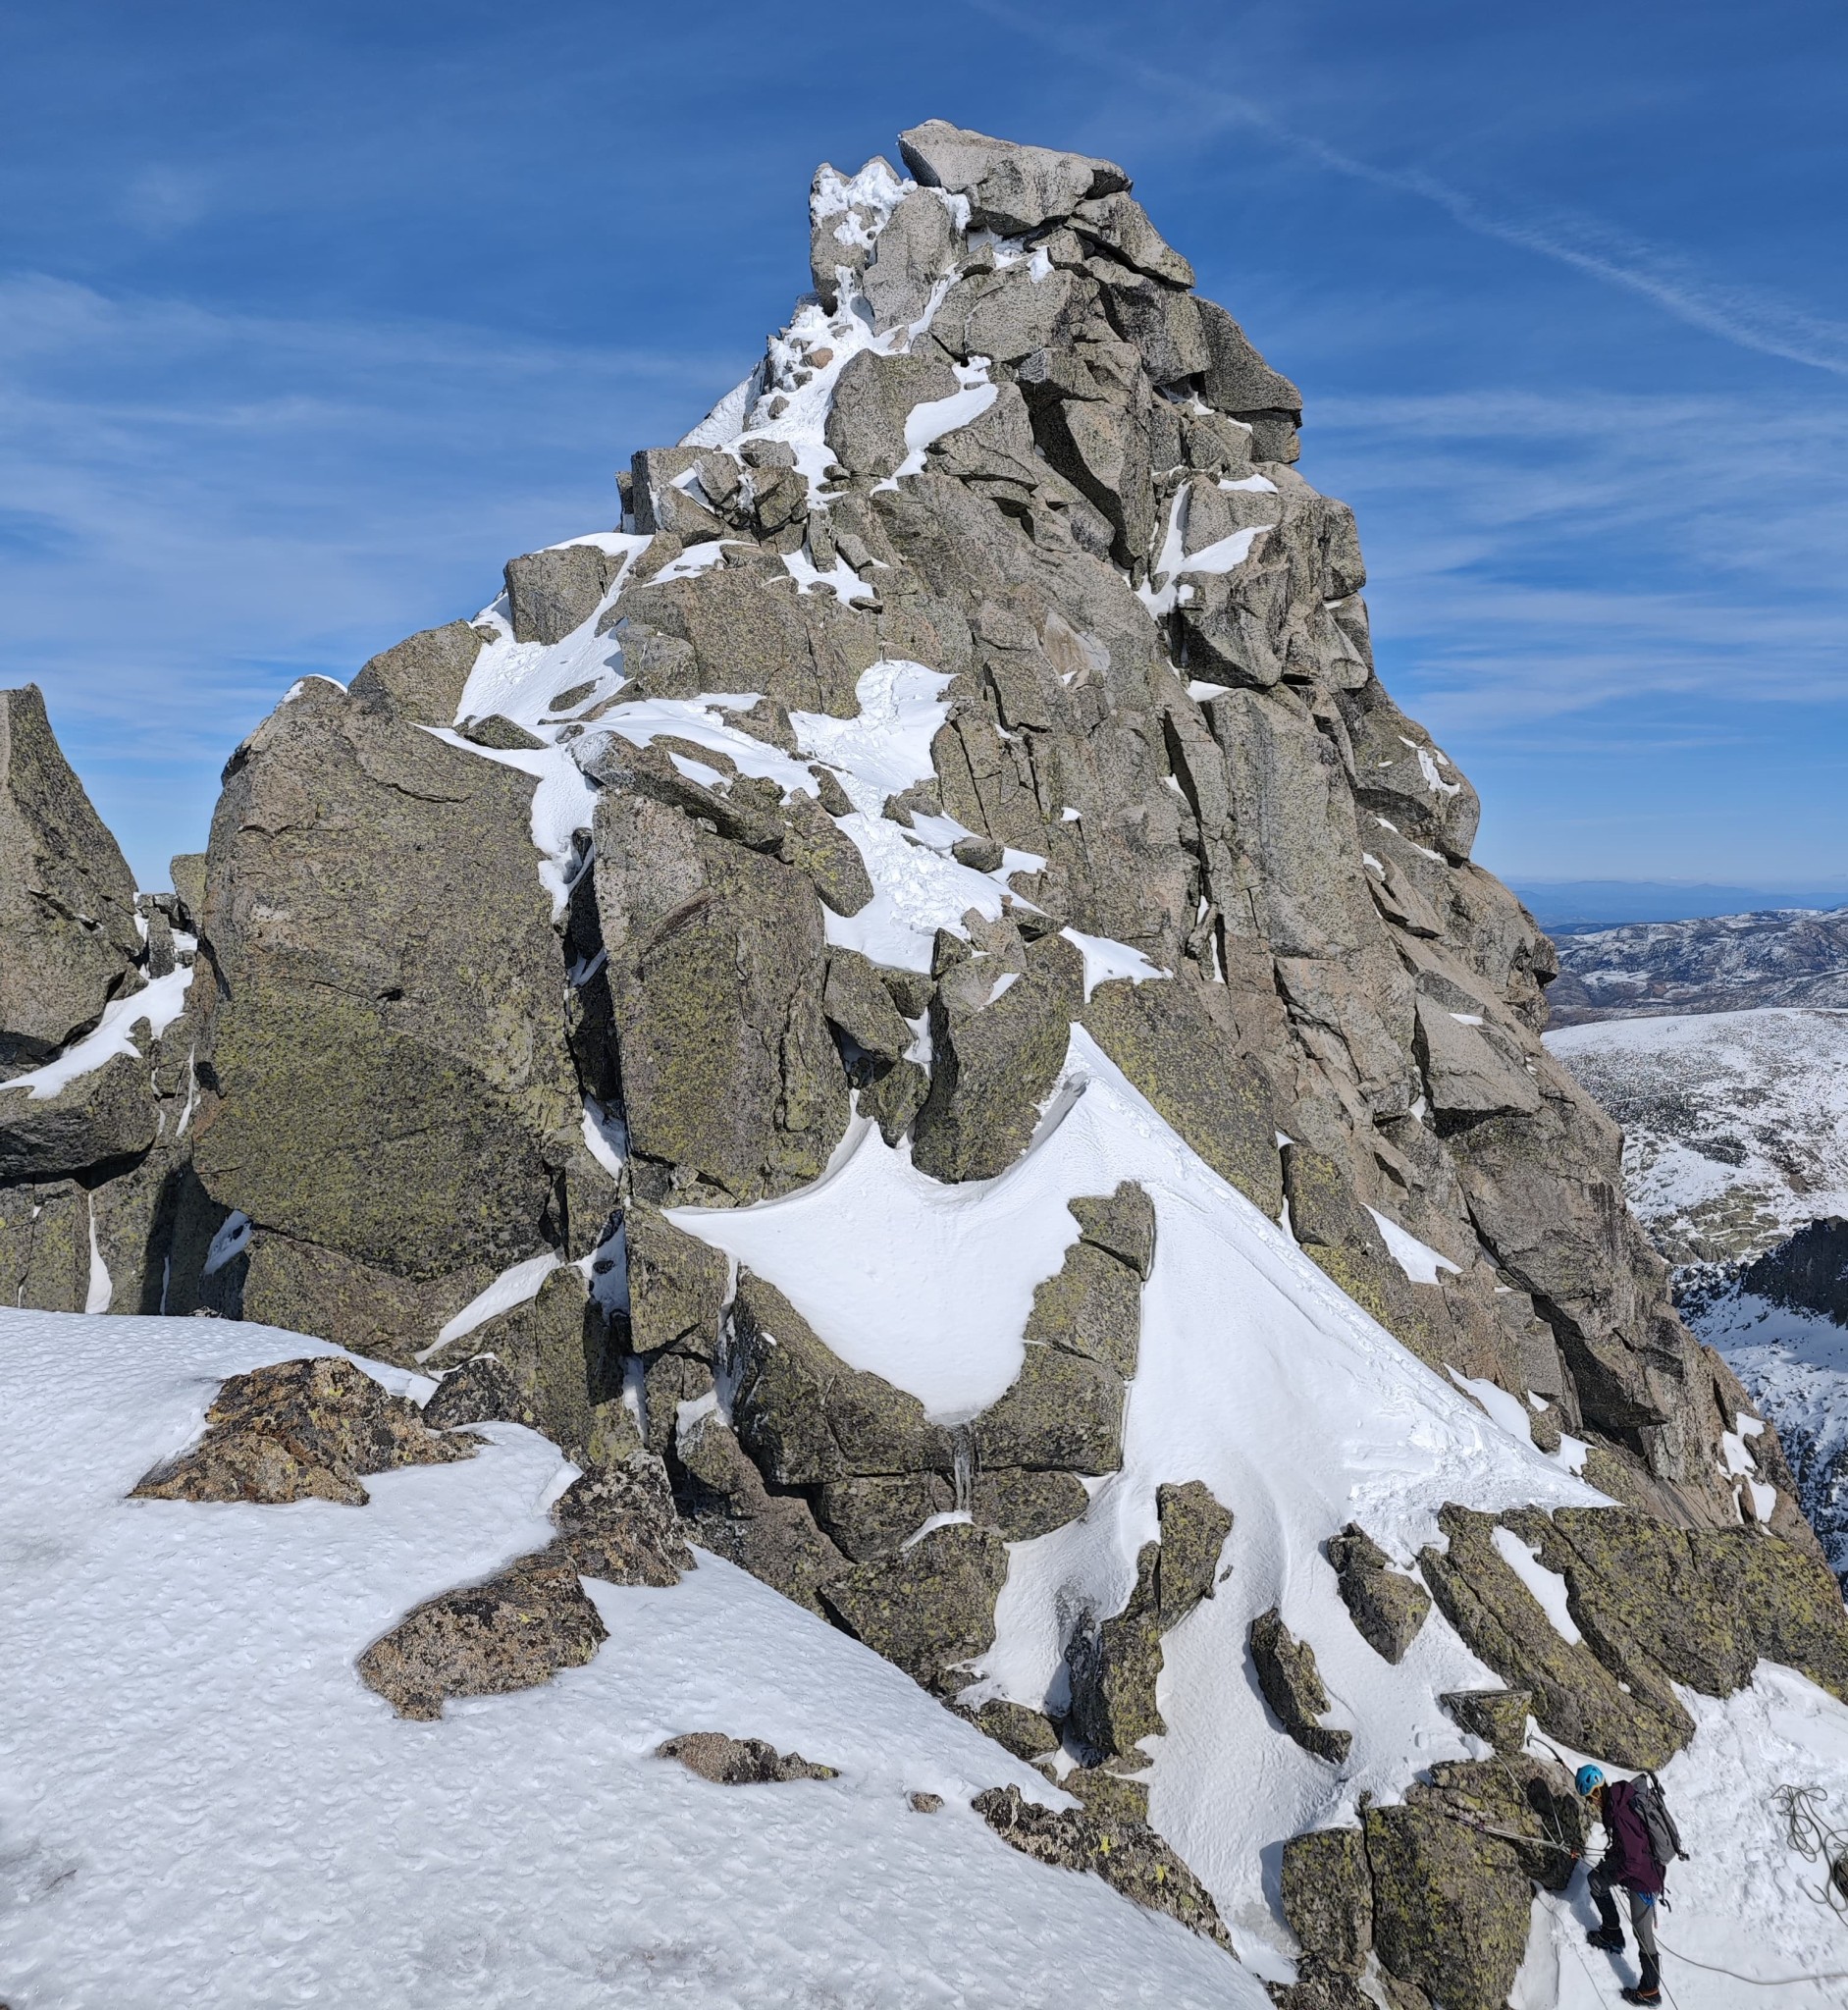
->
[676,1027,1610,1966]
[0,1310,1263,2010]
[1547,1007,1848,1266]
[1516,1667,1848,2009]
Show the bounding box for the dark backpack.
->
[1630,1771,1687,1877]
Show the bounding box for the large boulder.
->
[0,1050,158,1181]
[592,791,847,1205]
[897,121,1129,236]
[503,542,624,645]
[912,926,1084,1184]
[187,679,585,1350]
[824,349,959,479]
[820,1522,1010,1694]
[1082,974,1282,1217]
[348,620,484,725]
[0,683,142,1075]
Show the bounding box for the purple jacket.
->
[1602,1779,1664,1895]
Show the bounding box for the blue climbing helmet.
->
[1575,1765,1606,1798]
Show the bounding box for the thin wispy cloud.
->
[967,0,1848,379]
[0,274,745,874]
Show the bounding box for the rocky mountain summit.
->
[1548,905,1848,1024]
[6,122,1847,2008]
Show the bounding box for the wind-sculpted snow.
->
[0,1310,1263,2009]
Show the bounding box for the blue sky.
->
[3,1,1845,896]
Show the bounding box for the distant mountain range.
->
[1513,878,1848,927]
[1545,905,1848,1023]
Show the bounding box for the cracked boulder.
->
[1419,1506,1693,1768]
[348,620,484,725]
[972,1339,1125,1474]
[132,1355,478,1506]
[824,348,959,479]
[1363,1757,1582,2010]
[1281,1824,1371,1977]
[503,541,624,645]
[1082,973,1282,1217]
[594,792,848,1205]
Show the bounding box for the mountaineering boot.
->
[1619,1987,1662,2005]
[1586,1928,1624,1951]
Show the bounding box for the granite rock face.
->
[0,684,142,1076]
[183,676,597,1355]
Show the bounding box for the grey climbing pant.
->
[1589,1866,1661,1987]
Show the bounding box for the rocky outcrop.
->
[1326,1523,1431,1664]
[1741,1216,1848,1325]
[357,1552,607,1720]
[1422,1502,1848,1771]
[1278,1759,1582,2010]
[182,676,600,1355]
[1067,1479,1232,1758]
[656,1732,837,1784]
[973,1782,1232,1949]
[132,1356,478,1506]
[1,683,142,1076]
[17,118,1848,2006]
[1250,1609,1350,1764]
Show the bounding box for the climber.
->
[1575,1763,1672,2006]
